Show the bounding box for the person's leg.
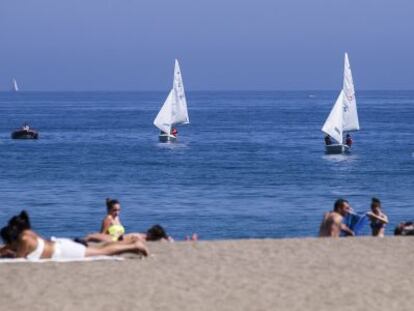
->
[85,240,148,257]
[85,233,113,243]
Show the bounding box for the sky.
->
[0,0,413,91]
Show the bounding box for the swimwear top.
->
[26,238,45,260]
[370,218,386,230]
[107,224,125,241]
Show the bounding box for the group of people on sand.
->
[0,198,197,260]
[318,197,407,237]
[1,196,412,260]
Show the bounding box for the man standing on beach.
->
[319,199,354,237]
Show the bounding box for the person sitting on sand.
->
[366,197,388,237]
[319,199,354,237]
[85,199,184,243]
[85,198,131,243]
[1,211,148,259]
[394,222,414,236]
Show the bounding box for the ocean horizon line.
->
[1,89,414,93]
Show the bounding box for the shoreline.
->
[1,237,413,310]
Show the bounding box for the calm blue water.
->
[0,91,413,239]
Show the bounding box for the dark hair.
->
[0,210,31,244]
[106,198,120,213]
[146,225,168,241]
[334,199,348,211]
[371,197,381,207]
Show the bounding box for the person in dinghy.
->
[345,134,353,147]
[153,60,190,143]
[321,53,360,154]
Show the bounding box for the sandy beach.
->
[1,237,413,311]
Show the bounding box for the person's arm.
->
[340,223,355,236]
[334,214,354,236]
[0,245,16,258]
[367,212,389,224]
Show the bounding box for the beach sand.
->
[1,237,413,311]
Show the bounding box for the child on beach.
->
[366,198,388,237]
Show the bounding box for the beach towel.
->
[0,255,124,263]
[343,212,368,236]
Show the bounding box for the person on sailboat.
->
[319,199,355,237]
[324,135,332,146]
[23,123,30,131]
[171,127,178,137]
[345,134,353,147]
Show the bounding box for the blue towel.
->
[342,212,368,236]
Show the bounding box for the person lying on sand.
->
[394,222,414,236]
[1,211,148,260]
[366,197,388,237]
[319,199,354,237]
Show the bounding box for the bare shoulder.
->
[103,215,114,225]
[322,212,331,220]
[332,212,343,223]
[19,230,38,245]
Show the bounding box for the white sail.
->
[153,59,189,133]
[171,59,189,125]
[322,90,344,144]
[12,79,19,92]
[342,53,359,132]
[154,90,174,134]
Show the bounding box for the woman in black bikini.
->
[366,198,389,237]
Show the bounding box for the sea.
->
[0,91,413,240]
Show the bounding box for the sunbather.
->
[1,211,148,259]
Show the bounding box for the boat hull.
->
[159,134,177,143]
[325,144,350,154]
[11,130,39,140]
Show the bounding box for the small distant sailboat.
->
[153,59,189,142]
[11,122,39,139]
[322,53,360,154]
[12,78,19,92]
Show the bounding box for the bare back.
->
[319,212,343,237]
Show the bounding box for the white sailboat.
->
[154,59,189,142]
[12,78,19,92]
[322,53,360,154]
